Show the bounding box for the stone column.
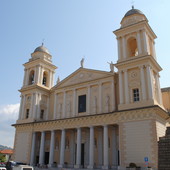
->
[46,97,49,120]
[111,80,116,111]
[156,73,163,105]
[37,93,41,119]
[85,129,90,166]
[39,66,43,85]
[98,128,103,167]
[30,132,36,165]
[73,89,76,117]
[122,37,127,59]
[99,83,102,113]
[25,68,30,86]
[18,95,23,120]
[143,30,149,55]
[75,127,81,168]
[124,69,129,104]
[62,91,66,118]
[152,41,157,60]
[49,130,55,167]
[59,129,65,167]
[87,86,91,114]
[33,93,38,119]
[21,95,26,119]
[137,31,142,55]
[39,131,45,166]
[70,130,75,166]
[30,93,35,118]
[49,71,52,88]
[35,65,40,84]
[88,126,94,169]
[117,37,121,60]
[146,65,154,100]
[102,125,109,169]
[119,71,123,104]
[53,93,57,119]
[111,127,118,168]
[140,65,146,100]
[51,71,54,87]
[23,69,27,86]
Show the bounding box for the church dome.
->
[34,44,50,55]
[120,6,146,28]
[124,6,144,17]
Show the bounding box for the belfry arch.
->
[127,37,138,57]
[29,70,35,85]
[42,71,48,86]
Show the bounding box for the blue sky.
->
[0,0,170,147]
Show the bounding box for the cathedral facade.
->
[13,7,169,170]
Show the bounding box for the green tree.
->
[0,153,6,162]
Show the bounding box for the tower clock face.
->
[131,71,137,79]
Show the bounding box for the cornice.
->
[19,84,50,93]
[13,105,169,132]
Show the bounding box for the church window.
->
[26,109,29,119]
[133,88,140,102]
[127,37,138,57]
[42,72,47,86]
[78,95,86,113]
[29,70,35,85]
[40,110,44,119]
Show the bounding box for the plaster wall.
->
[14,132,31,163]
[123,120,153,167]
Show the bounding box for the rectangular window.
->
[133,88,140,102]
[26,109,29,119]
[40,110,44,119]
[78,95,86,113]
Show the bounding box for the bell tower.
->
[114,7,163,110]
[17,44,57,123]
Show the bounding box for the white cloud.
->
[0,103,20,147]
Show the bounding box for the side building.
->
[12,7,170,170]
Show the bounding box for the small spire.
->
[42,39,45,46]
[131,0,135,9]
[57,76,60,84]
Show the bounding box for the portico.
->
[30,124,119,169]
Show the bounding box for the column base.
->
[48,164,55,168]
[58,164,64,168]
[74,164,82,169]
[111,165,118,170]
[102,165,109,170]
[87,165,94,169]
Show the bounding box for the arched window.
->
[127,37,138,57]
[29,70,35,85]
[42,72,48,86]
[26,109,29,119]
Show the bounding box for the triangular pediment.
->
[54,67,113,89]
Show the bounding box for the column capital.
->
[103,124,108,128]
[139,65,145,69]
[116,36,121,40]
[76,127,81,130]
[98,82,102,86]
[87,85,91,88]
[123,69,128,73]
[118,70,123,74]
[146,64,152,70]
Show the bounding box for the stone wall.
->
[158,127,170,170]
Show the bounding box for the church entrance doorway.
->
[81,143,85,167]
[44,152,49,165]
